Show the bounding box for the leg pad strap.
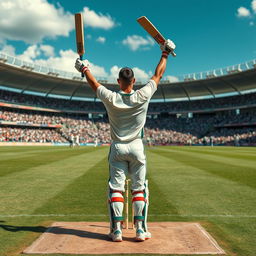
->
[134,216,145,221]
[113,216,124,222]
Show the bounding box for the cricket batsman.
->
[75,39,176,242]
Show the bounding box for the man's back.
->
[97,80,157,142]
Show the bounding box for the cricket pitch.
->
[23,222,225,255]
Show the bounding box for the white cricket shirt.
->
[97,80,157,142]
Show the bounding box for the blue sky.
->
[0,0,255,82]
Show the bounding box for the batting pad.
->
[23,222,225,255]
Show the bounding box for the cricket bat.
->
[137,16,176,57]
[75,13,85,77]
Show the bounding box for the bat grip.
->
[165,45,176,57]
[80,55,85,78]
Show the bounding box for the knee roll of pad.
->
[132,191,146,217]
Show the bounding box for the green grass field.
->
[0,146,255,256]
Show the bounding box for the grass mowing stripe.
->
[174,146,256,162]
[34,149,180,219]
[32,157,110,218]
[1,146,256,256]
[0,147,108,215]
[147,173,180,217]
[147,149,256,216]
[0,147,101,178]
[0,149,109,256]
[146,152,180,217]
[0,148,81,161]
[147,148,256,255]
[0,146,75,153]
[0,146,62,153]
[206,217,256,256]
[156,146,256,169]
[153,147,256,190]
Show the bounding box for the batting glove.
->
[75,58,90,73]
[160,39,176,57]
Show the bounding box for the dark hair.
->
[118,67,134,84]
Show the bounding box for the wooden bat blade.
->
[137,16,165,45]
[137,16,176,57]
[75,13,85,56]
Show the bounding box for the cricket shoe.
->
[135,229,151,242]
[109,230,122,242]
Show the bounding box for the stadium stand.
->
[0,53,255,146]
[0,91,255,146]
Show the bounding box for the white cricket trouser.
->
[108,138,146,192]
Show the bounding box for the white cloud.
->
[166,75,179,83]
[122,35,154,51]
[108,65,120,82]
[0,1,117,44]
[16,44,55,62]
[110,65,120,76]
[39,45,55,57]
[18,45,41,62]
[35,48,108,77]
[133,67,151,80]
[82,7,116,30]
[0,42,108,77]
[249,21,255,26]
[0,44,16,55]
[0,0,73,43]
[1,1,15,9]
[252,0,256,13]
[89,63,108,77]
[1,43,155,81]
[96,37,106,44]
[237,6,251,17]
[34,48,76,71]
[108,65,152,81]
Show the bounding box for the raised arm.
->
[151,39,176,86]
[75,59,101,92]
[151,54,168,86]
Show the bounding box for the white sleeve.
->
[96,85,114,104]
[136,80,157,101]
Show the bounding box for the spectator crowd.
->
[0,89,255,146]
[1,89,256,114]
[148,93,256,113]
[0,106,255,146]
[0,127,66,143]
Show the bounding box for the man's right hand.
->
[75,58,90,73]
[160,39,176,56]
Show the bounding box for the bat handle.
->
[165,44,176,57]
[171,51,176,57]
[80,55,85,78]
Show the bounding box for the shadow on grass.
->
[0,220,47,233]
[0,221,114,241]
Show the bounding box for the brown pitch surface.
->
[23,222,225,255]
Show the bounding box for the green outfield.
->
[0,146,255,256]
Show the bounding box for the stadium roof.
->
[0,52,256,101]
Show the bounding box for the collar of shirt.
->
[118,90,135,96]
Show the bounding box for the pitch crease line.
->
[196,223,225,254]
[24,225,56,254]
